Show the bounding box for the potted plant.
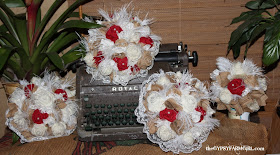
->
[0,0,101,82]
[227,0,280,66]
[0,0,101,143]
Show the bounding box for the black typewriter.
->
[76,42,198,141]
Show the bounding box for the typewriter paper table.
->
[0,112,268,155]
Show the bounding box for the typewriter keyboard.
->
[81,102,141,131]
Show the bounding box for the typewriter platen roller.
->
[77,42,198,141]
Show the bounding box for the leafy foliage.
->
[0,0,101,81]
[228,0,280,66]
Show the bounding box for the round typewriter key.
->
[122,120,127,125]
[129,120,134,125]
[94,104,99,108]
[91,111,96,115]
[125,114,130,119]
[101,121,107,126]
[105,116,111,120]
[124,109,129,113]
[84,112,90,117]
[115,121,120,125]
[130,109,134,113]
[112,115,117,119]
[107,105,112,109]
[104,110,109,114]
[85,126,92,131]
[97,110,102,114]
[120,103,125,107]
[117,109,122,113]
[132,114,137,119]
[108,121,113,126]
[92,116,97,120]
[119,114,124,119]
[114,104,118,107]
[99,115,104,120]
[127,103,132,107]
[95,122,100,126]
[111,109,116,114]
[133,103,138,106]
[101,104,105,108]
[85,104,92,108]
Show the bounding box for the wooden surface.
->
[68,0,280,101]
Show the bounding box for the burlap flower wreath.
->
[81,5,161,86]
[5,72,78,143]
[135,70,219,154]
[210,57,268,116]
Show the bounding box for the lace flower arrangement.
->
[81,5,161,86]
[135,70,219,154]
[5,72,77,143]
[210,57,268,116]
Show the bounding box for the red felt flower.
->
[113,57,129,71]
[139,37,154,47]
[159,108,178,122]
[195,106,206,123]
[130,64,140,74]
[54,89,68,101]
[32,109,49,124]
[106,25,123,42]
[24,84,35,98]
[227,79,245,96]
[93,51,104,67]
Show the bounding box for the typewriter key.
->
[94,104,99,108]
[130,109,134,113]
[122,120,127,125]
[91,111,96,115]
[101,121,107,126]
[95,122,100,126]
[114,104,118,107]
[99,115,104,120]
[124,109,129,113]
[85,104,92,108]
[85,126,92,131]
[119,114,124,119]
[104,110,109,114]
[125,114,130,119]
[127,103,132,107]
[117,109,122,113]
[111,109,116,113]
[129,120,134,125]
[97,110,102,114]
[133,103,138,106]
[107,105,112,109]
[108,121,113,126]
[112,115,117,119]
[120,103,125,107]
[101,104,105,108]
[115,121,120,125]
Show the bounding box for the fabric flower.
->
[147,91,166,112]
[159,108,178,122]
[32,109,49,124]
[98,59,116,76]
[106,25,123,42]
[219,88,232,104]
[54,89,68,101]
[156,75,171,86]
[181,94,197,113]
[182,132,194,145]
[113,57,129,71]
[24,84,35,98]
[126,43,142,63]
[83,53,94,67]
[227,79,245,95]
[33,87,55,108]
[156,125,176,141]
[93,51,104,67]
[139,36,153,47]
[130,64,140,74]
[195,106,206,122]
[13,112,28,129]
[31,124,47,137]
[231,62,245,76]
[51,122,66,136]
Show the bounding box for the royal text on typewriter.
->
[77,42,198,141]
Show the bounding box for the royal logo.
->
[112,86,139,92]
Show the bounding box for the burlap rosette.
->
[5,72,78,143]
[210,57,268,116]
[135,70,219,154]
[81,4,161,86]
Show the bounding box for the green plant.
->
[0,0,101,81]
[228,0,280,66]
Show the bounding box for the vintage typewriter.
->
[76,42,198,141]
